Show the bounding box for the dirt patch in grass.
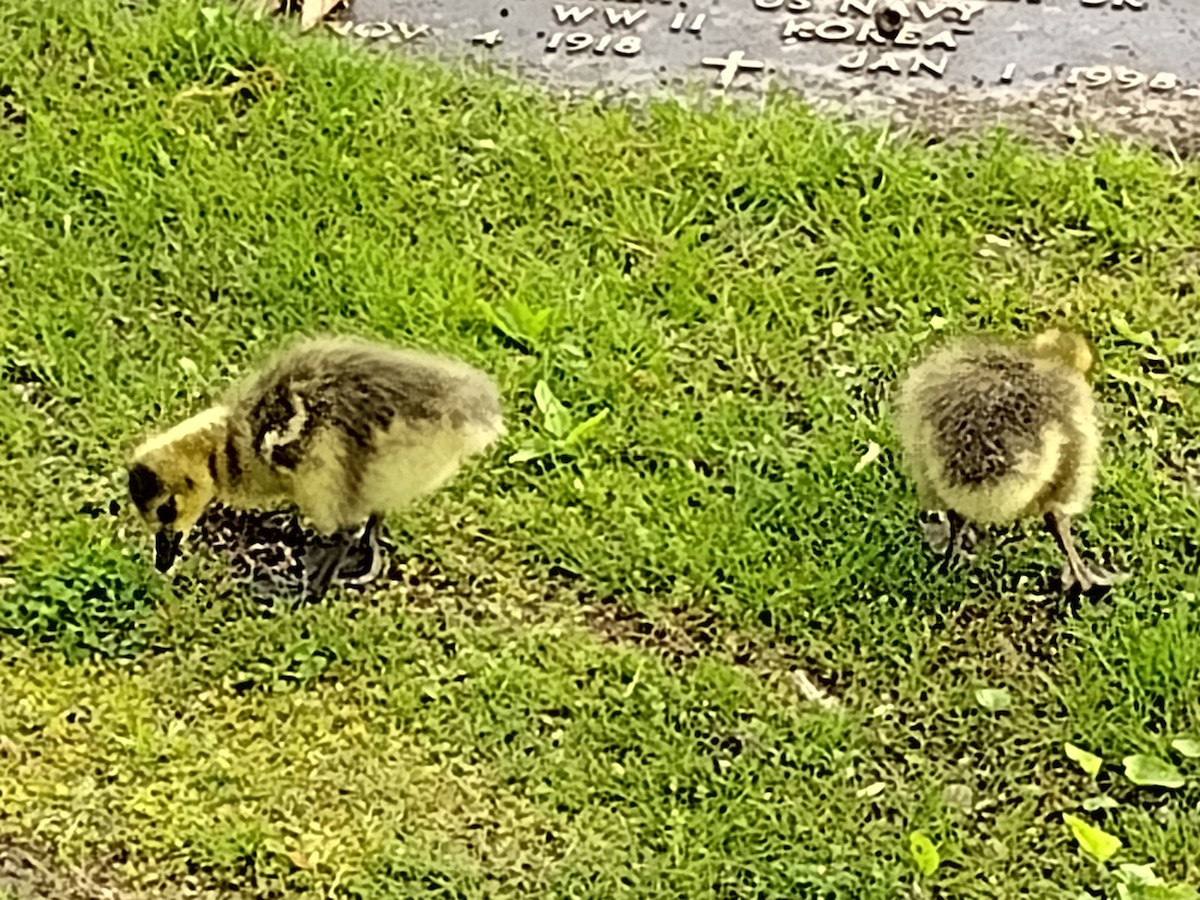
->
[186,513,852,711]
[0,840,147,900]
[927,588,1073,676]
[576,588,844,710]
[186,508,837,704]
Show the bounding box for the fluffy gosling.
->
[127,335,505,598]
[893,328,1115,593]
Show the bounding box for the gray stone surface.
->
[323,0,1200,151]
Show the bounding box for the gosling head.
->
[1030,329,1094,377]
[126,406,228,572]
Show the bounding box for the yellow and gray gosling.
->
[126,335,505,598]
[893,328,1115,593]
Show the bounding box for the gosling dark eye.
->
[156,497,178,525]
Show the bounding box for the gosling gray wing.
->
[229,342,502,535]
[239,345,500,470]
[920,349,1072,489]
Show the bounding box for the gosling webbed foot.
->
[1059,558,1125,596]
[1044,510,1123,597]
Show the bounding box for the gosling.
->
[893,328,1115,593]
[126,335,505,599]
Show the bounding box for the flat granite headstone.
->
[317,0,1200,149]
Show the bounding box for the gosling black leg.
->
[303,530,355,602]
[360,515,388,582]
[336,515,386,586]
[939,509,966,574]
[1044,510,1117,594]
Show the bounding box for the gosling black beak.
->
[155,530,183,573]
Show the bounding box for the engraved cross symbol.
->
[701,51,766,89]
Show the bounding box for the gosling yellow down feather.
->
[126,335,505,596]
[893,328,1115,592]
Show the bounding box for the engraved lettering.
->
[910,52,946,77]
[604,7,647,26]
[565,32,594,51]
[755,0,813,9]
[856,23,887,44]
[839,0,875,14]
[781,19,816,40]
[923,29,957,50]
[839,49,945,77]
[816,20,856,40]
[546,31,640,55]
[471,29,502,46]
[554,5,595,23]
[355,22,392,39]
[1115,67,1146,90]
[613,35,642,55]
[395,23,429,40]
[670,12,707,32]
[949,1,984,22]
[839,49,868,70]
[868,52,903,74]
[894,25,920,45]
[1148,71,1179,91]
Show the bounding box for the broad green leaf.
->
[507,443,548,464]
[908,831,940,877]
[1117,863,1162,886]
[1150,887,1200,900]
[852,441,882,474]
[1132,887,1200,900]
[499,298,553,342]
[1171,739,1200,759]
[1113,862,1200,899]
[975,688,1012,712]
[1124,754,1185,789]
[533,380,572,438]
[562,408,610,448]
[1063,813,1121,863]
[1111,311,1155,347]
[1065,742,1103,778]
[532,379,556,415]
[1082,795,1120,812]
[520,305,554,339]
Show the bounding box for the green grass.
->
[2,0,1200,896]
